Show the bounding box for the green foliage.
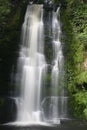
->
[73,91,87,118]
[0,0,11,25]
[78,28,87,50]
[68,1,87,50]
[84,108,87,119]
[76,71,87,84]
[61,0,87,119]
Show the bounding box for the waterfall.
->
[15,4,47,124]
[41,7,67,124]
[8,3,68,126]
[50,7,67,122]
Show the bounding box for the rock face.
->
[0,97,17,123]
[44,0,54,10]
[0,0,27,96]
[29,0,59,11]
[44,0,61,12]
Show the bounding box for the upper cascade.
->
[29,0,60,11]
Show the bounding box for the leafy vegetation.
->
[0,0,11,26]
[61,0,87,119]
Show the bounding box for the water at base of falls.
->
[7,4,68,126]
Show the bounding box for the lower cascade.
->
[10,4,68,126]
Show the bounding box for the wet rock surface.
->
[0,97,17,124]
[29,0,59,11]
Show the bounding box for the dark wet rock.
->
[0,97,17,124]
[43,0,54,11]
[28,0,60,12]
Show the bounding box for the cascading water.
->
[15,4,47,124]
[50,7,65,122]
[7,3,68,126]
[41,7,67,124]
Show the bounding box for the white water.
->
[50,7,66,122]
[6,4,69,126]
[39,8,67,124]
[15,4,47,124]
